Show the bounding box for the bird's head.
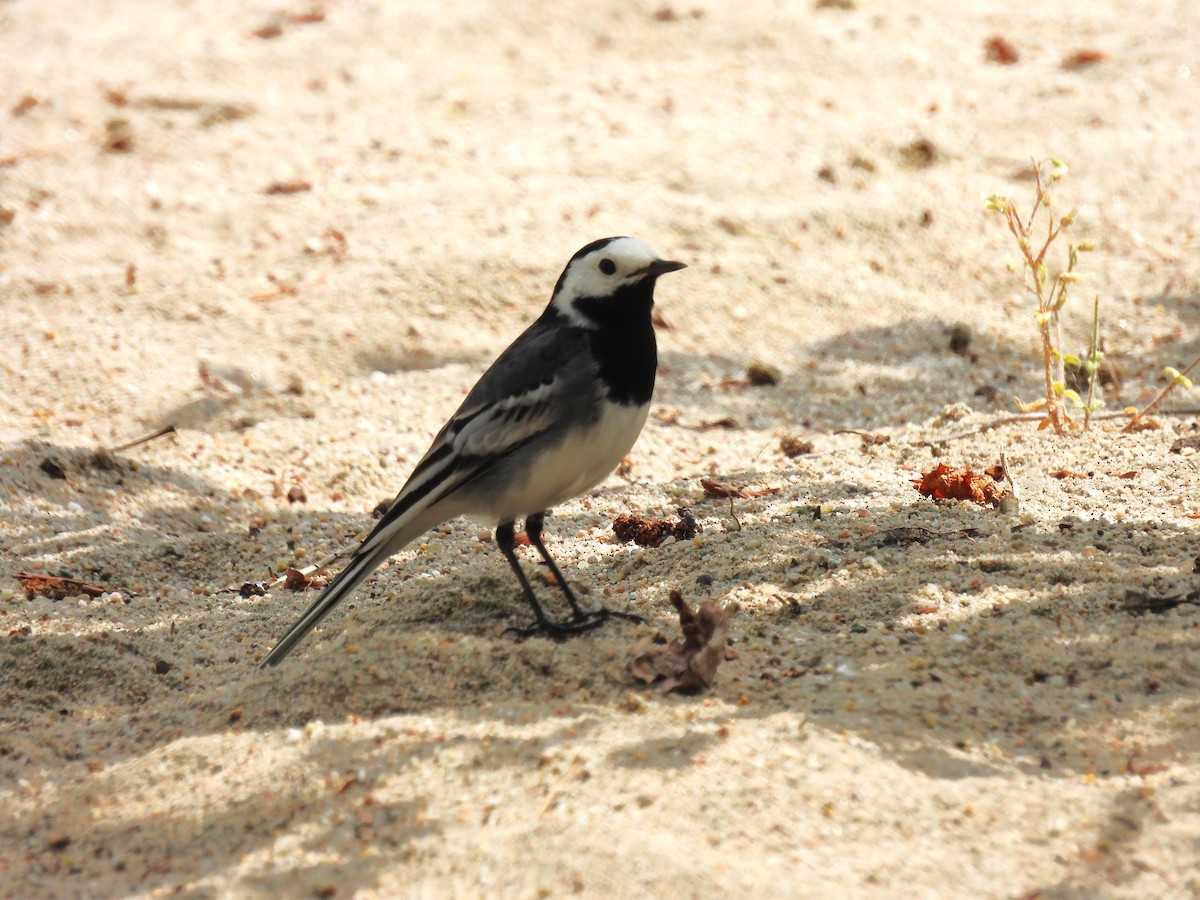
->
[549,236,685,328]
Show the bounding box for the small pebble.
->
[948,323,971,354]
[746,361,782,386]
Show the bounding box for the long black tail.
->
[258,542,394,668]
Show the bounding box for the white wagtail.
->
[259,237,685,667]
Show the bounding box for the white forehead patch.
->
[551,237,665,325]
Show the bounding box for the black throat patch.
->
[569,278,658,406]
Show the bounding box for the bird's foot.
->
[581,607,643,626]
[505,606,643,639]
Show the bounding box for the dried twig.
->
[106,424,177,454]
[1122,352,1200,433]
[833,429,891,445]
[919,408,1200,446]
[700,478,779,532]
[998,451,1020,515]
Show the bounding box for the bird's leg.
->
[495,520,555,629]
[523,512,586,618]
[496,518,608,637]
[525,513,643,628]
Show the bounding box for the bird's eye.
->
[598,258,617,276]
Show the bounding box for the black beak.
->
[638,258,687,279]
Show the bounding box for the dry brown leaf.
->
[700,478,780,499]
[11,94,40,116]
[103,118,134,152]
[1170,435,1200,453]
[1125,754,1168,777]
[305,227,348,262]
[290,9,327,25]
[612,508,699,548]
[252,19,285,38]
[1124,415,1162,433]
[697,417,740,430]
[983,463,1006,482]
[912,463,1009,508]
[282,567,314,591]
[629,590,738,693]
[15,572,107,600]
[780,435,814,458]
[1062,49,1108,70]
[984,35,1019,64]
[264,179,312,195]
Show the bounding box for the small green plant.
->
[987,159,1100,433]
[1081,295,1104,430]
[1122,353,1200,432]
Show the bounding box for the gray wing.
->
[356,317,596,554]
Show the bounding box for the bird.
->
[259,237,686,667]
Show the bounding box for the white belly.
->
[486,401,649,521]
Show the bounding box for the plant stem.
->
[1123,351,1200,432]
[1012,224,1067,432]
[1084,295,1101,430]
[995,160,1079,434]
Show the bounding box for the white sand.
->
[3,1,1200,896]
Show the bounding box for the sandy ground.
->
[3,0,1200,896]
